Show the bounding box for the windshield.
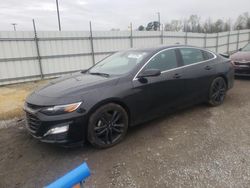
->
[89,50,149,75]
[242,43,250,51]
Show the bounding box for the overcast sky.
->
[0,0,250,31]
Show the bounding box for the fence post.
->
[89,21,95,65]
[161,24,164,45]
[185,32,188,45]
[32,19,43,79]
[130,22,133,48]
[215,32,219,53]
[248,30,250,42]
[236,30,240,50]
[204,33,207,48]
[227,31,230,54]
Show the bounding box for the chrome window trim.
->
[133,46,217,81]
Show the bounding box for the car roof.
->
[129,45,196,54]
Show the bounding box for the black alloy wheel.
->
[208,77,227,106]
[87,103,128,148]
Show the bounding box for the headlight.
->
[41,102,82,115]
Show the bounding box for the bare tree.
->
[139,12,249,33]
[164,20,182,31]
[188,15,200,32]
[183,19,190,32]
[214,19,225,32]
[243,12,250,29]
[224,19,232,31]
[234,12,250,30]
[203,18,212,33]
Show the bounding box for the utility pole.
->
[157,12,161,31]
[129,22,133,48]
[11,23,17,31]
[32,19,43,79]
[89,21,95,65]
[56,0,61,31]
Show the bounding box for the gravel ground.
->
[0,79,250,188]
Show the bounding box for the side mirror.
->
[220,53,230,58]
[137,69,161,78]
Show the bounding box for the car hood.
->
[26,72,119,106]
[230,51,250,62]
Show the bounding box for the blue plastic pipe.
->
[45,162,90,188]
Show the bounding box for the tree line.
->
[138,12,250,33]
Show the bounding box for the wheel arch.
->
[216,74,228,89]
[207,74,228,101]
[86,98,131,126]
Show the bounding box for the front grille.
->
[235,69,250,75]
[27,103,43,110]
[26,112,41,133]
[234,61,250,66]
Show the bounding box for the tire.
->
[87,103,128,149]
[208,77,227,106]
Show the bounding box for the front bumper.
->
[24,106,87,145]
[234,69,250,76]
[234,63,250,76]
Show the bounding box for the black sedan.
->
[24,45,234,148]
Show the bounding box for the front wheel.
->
[208,77,227,106]
[87,103,128,148]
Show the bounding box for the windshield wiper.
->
[89,72,110,77]
[81,69,88,73]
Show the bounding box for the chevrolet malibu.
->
[24,45,234,148]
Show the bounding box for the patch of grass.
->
[0,80,50,120]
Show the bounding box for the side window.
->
[144,49,178,72]
[202,50,215,60]
[179,48,204,65]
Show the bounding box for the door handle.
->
[173,73,181,79]
[205,66,212,70]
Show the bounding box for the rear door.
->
[176,47,216,102]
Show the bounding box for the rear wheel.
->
[87,103,128,148]
[208,77,227,106]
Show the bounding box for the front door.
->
[131,48,185,124]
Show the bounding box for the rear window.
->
[179,48,204,65]
[202,50,215,60]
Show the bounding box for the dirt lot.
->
[0,79,250,188]
[0,80,49,120]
